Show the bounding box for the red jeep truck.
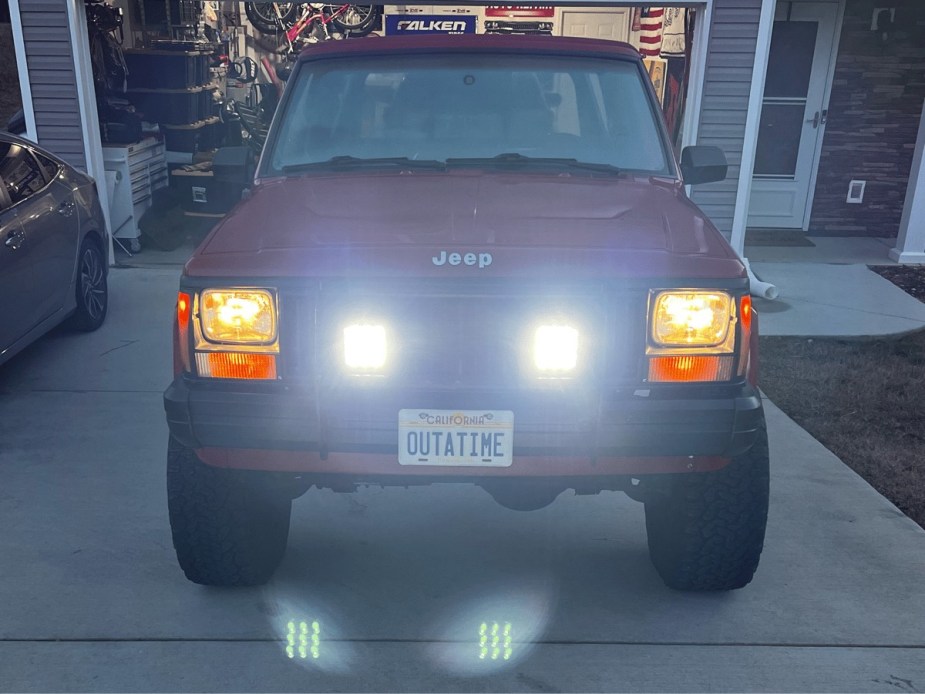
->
[164,35,769,591]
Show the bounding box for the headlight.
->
[650,291,734,350]
[200,289,276,344]
[344,324,387,370]
[533,324,579,372]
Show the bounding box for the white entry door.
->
[749,2,840,228]
[560,10,630,42]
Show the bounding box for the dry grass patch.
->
[759,331,925,529]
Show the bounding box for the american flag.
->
[635,8,664,57]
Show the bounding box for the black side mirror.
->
[680,145,728,185]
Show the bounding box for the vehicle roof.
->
[298,34,642,62]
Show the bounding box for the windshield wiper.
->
[282,156,446,174]
[445,153,623,176]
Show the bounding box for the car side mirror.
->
[680,145,728,185]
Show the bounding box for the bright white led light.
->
[534,325,579,372]
[343,324,387,370]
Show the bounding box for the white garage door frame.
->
[9,0,115,263]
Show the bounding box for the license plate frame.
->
[398,409,514,467]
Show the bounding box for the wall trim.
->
[681,1,712,152]
[64,0,114,262]
[801,0,846,231]
[729,0,777,256]
[7,0,37,142]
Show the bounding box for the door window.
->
[0,141,49,205]
[754,20,819,179]
[33,152,61,181]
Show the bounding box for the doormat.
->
[745,229,816,247]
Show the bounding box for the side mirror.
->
[680,145,728,185]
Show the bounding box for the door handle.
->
[806,109,829,129]
[4,229,24,250]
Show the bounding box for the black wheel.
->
[244,2,299,34]
[330,4,380,35]
[167,437,292,586]
[66,237,108,332]
[644,423,770,591]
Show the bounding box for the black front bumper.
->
[164,376,764,459]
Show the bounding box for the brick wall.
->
[809,0,925,237]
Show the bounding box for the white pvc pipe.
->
[741,256,780,300]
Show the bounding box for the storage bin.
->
[125,49,211,90]
[127,85,216,124]
[170,167,240,214]
[161,116,221,153]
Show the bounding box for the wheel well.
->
[81,230,109,271]
[82,229,105,252]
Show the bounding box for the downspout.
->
[729,0,779,301]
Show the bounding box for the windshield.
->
[263,54,672,176]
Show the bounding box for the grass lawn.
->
[758,266,925,530]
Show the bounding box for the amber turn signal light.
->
[195,352,277,380]
[175,292,192,374]
[648,355,734,382]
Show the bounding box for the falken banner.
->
[385,15,478,34]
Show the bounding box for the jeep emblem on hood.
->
[432,251,493,268]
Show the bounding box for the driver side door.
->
[0,178,31,357]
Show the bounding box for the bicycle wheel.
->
[330,4,381,35]
[244,3,299,34]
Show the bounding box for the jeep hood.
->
[187,173,744,280]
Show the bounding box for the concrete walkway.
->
[752,262,925,336]
[0,265,924,691]
[742,236,925,336]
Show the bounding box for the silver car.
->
[0,132,109,366]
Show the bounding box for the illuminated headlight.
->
[534,325,579,372]
[650,291,735,350]
[344,324,387,370]
[200,289,276,344]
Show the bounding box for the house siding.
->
[16,0,86,170]
[809,0,925,237]
[690,0,763,235]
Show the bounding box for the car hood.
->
[187,172,744,280]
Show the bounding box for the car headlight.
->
[534,324,579,373]
[343,323,387,370]
[650,291,734,350]
[200,289,276,344]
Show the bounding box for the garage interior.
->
[17,2,701,256]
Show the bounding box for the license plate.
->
[398,409,514,467]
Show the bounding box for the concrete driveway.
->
[1,266,924,692]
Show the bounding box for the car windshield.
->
[263,54,672,176]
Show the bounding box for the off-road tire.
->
[66,237,108,332]
[644,423,770,591]
[167,437,292,586]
